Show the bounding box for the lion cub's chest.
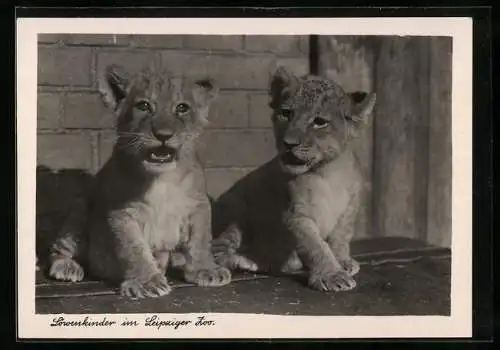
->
[141,175,198,250]
[289,154,361,235]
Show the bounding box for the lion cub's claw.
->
[49,258,84,282]
[341,258,360,276]
[193,266,232,287]
[310,268,357,292]
[120,274,172,299]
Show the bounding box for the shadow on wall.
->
[36,165,94,267]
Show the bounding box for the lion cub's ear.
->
[191,78,219,107]
[191,78,219,125]
[348,91,376,124]
[268,66,299,109]
[98,64,131,111]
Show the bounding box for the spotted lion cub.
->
[212,67,375,292]
[48,64,231,298]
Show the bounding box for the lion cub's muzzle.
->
[141,127,180,170]
[279,146,315,175]
[280,140,310,167]
[146,145,177,164]
[281,150,309,167]
[143,127,178,164]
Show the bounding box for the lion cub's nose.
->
[153,129,174,143]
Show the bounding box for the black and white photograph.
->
[17,17,473,339]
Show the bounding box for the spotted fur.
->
[212,67,376,292]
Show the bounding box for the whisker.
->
[116,138,142,151]
[117,136,155,143]
[134,143,144,153]
[116,132,156,142]
[121,138,151,155]
[116,131,144,137]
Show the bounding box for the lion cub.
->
[48,64,231,298]
[212,67,375,292]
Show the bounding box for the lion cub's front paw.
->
[216,253,259,272]
[191,266,232,287]
[49,258,84,282]
[341,258,360,276]
[120,273,172,299]
[309,268,357,292]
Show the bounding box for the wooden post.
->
[317,36,376,239]
[426,37,453,247]
[372,36,431,240]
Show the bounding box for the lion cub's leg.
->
[153,250,170,276]
[49,197,87,282]
[109,210,171,299]
[50,236,85,283]
[212,223,259,272]
[327,237,360,277]
[327,197,361,277]
[286,215,357,292]
[182,202,232,287]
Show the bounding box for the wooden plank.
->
[37,237,451,300]
[372,36,431,240]
[36,255,451,315]
[318,35,376,239]
[427,37,453,247]
[36,272,268,299]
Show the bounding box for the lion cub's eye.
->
[175,102,191,115]
[312,117,329,129]
[135,100,153,112]
[278,108,293,122]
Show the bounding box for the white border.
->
[17,17,473,339]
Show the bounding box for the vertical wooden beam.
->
[372,36,431,240]
[427,37,453,247]
[309,35,319,75]
[317,36,376,239]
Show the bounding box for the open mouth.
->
[145,146,177,164]
[281,151,309,167]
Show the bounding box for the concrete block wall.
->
[37,34,309,199]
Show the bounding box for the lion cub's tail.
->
[211,224,259,272]
[48,196,87,282]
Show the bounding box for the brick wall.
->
[35,34,452,254]
[37,34,309,199]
